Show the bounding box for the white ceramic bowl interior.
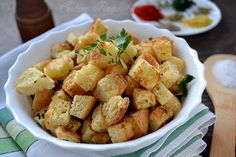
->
[4,19,206,156]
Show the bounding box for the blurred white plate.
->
[131,0,222,36]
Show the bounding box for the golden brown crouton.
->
[51,43,73,58]
[91,132,110,144]
[34,108,47,129]
[80,118,110,144]
[88,18,108,35]
[94,74,128,102]
[80,119,95,143]
[152,36,174,62]
[128,58,160,90]
[102,96,129,125]
[74,64,105,92]
[66,118,82,133]
[127,32,139,45]
[135,39,155,56]
[168,56,185,73]
[66,33,78,47]
[131,109,149,138]
[70,95,96,120]
[133,88,157,110]
[55,126,81,143]
[53,89,72,102]
[15,67,55,95]
[164,95,181,117]
[44,97,71,130]
[152,82,173,105]
[34,60,51,72]
[44,57,74,81]
[32,89,54,113]
[107,117,134,143]
[91,105,109,132]
[140,53,159,69]
[88,49,116,69]
[75,32,99,50]
[62,70,86,97]
[120,42,137,64]
[160,61,180,88]
[149,106,173,131]
[124,75,140,96]
[105,64,128,76]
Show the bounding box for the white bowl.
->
[4,19,206,156]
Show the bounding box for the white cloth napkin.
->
[0,13,215,157]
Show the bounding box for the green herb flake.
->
[176,74,195,101]
[74,50,79,54]
[100,33,107,41]
[98,48,107,56]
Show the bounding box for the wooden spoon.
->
[204,54,236,157]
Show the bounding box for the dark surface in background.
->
[183,0,236,156]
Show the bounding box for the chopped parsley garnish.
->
[176,74,195,101]
[79,28,132,65]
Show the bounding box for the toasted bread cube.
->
[74,64,105,91]
[128,58,160,90]
[88,47,117,69]
[135,39,155,56]
[70,95,96,120]
[88,41,118,68]
[55,126,81,143]
[54,50,77,61]
[66,118,82,133]
[140,53,159,69]
[120,42,137,64]
[131,109,149,138]
[124,75,140,96]
[32,89,54,113]
[105,64,128,76]
[102,96,129,125]
[127,32,139,45]
[91,132,110,144]
[153,36,174,62]
[34,60,51,72]
[44,97,71,130]
[34,108,47,129]
[133,88,157,110]
[149,106,173,131]
[75,32,99,50]
[80,119,95,143]
[168,56,185,73]
[53,89,72,102]
[62,71,85,97]
[152,82,173,105]
[91,105,109,132]
[80,119,110,144]
[164,96,181,117]
[94,74,127,102]
[66,33,78,47]
[169,74,184,94]
[88,18,108,35]
[15,67,55,95]
[160,61,180,88]
[44,57,74,81]
[51,43,73,59]
[108,118,134,143]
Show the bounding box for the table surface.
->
[1,0,236,156]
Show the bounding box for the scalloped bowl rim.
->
[4,19,206,155]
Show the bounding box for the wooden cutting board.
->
[204,54,236,157]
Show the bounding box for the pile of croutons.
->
[15,18,186,144]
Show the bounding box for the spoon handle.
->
[210,94,236,157]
